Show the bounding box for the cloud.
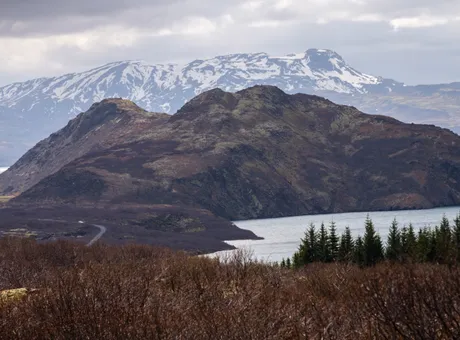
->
[390,15,450,30]
[0,0,459,85]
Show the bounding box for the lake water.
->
[211,206,460,263]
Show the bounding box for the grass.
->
[0,237,459,339]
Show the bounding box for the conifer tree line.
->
[280,214,460,268]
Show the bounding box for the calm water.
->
[212,206,460,263]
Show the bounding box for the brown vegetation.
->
[4,86,460,220]
[0,237,459,339]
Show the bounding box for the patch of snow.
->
[0,49,401,123]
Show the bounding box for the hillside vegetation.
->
[4,86,460,221]
[0,238,459,339]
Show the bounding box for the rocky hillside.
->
[2,48,460,166]
[3,85,460,220]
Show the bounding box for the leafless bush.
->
[0,238,459,339]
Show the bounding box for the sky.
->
[0,0,459,86]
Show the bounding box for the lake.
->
[211,206,460,263]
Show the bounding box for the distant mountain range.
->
[1,48,460,165]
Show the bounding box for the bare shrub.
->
[0,238,459,339]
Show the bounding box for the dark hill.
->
[3,85,460,220]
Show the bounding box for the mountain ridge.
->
[1,48,460,166]
[4,86,460,220]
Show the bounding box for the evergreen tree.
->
[306,223,319,263]
[427,226,439,262]
[338,226,354,262]
[286,258,291,269]
[318,223,329,263]
[363,216,384,266]
[400,226,408,260]
[386,218,402,262]
[374,234,385,264]
[292,252,302,269]
[436,216,452,263]
[291,223,319,267]
[453,214,460,262]
[353,236,365,266]
[328,221,339,262]
[280,258,286,268]
[405,223,417,260]
[295,229,309,267]
[416,227,431,263]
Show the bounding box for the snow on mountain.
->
[0,47,457,166]
[0,49,399,116]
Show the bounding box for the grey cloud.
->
[0,0,457,38]
[0,0,246,36]
[0,0,171,19]
[0,0,459,86]
[19,18,458,83]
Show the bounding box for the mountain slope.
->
[0,99,168,194]
[4,86,460,220]
[4,48,460,166]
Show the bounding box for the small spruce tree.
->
[416,227,431,263]
[307,223,318,263]
[280,258,286,268]
[338,226,354,262]
[353,236,365,266]
[292,252,302,269]
[363,215,384,266]
[405,223,417,261]
[436,215,452,263]
[328,221,339,262]
[453,214,460,263]
[386,218,402,262]
[318,222,329,263]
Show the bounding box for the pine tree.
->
[318,223,329,263]
[363,215,384,266]
[428,226,439,262]
[292,223,319,267]
[280,258,286,268]
[306,223,318,263]
[374,234,385,264]
[436,215,452,263]
[295,229,309,267]
[453,214,460,262]
[353,236,365,266]
[286,258,291,269]
[338,226,354,262]
[400,226,408,260]
[416,227,431,263]
[405,223,417,260]
[328,221,339,262]
[292,252,302,269]
[386,218,402,262]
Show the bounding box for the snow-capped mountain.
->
[0,49,402,115]
[0,48,459,166]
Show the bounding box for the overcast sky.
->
[0,0,459,86]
